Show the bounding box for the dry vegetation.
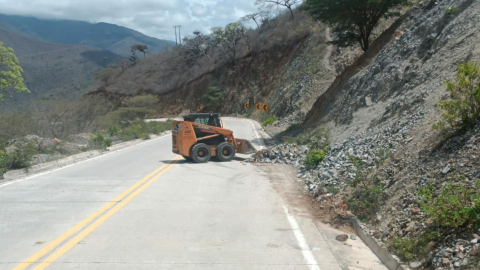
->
[0,94,171,175]
[93,10,316,98]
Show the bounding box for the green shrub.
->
[433,62,480,133]
[0,145,35,173]
[145,121,171,134]
[304,148,328,168]
[104,138,112,148]
[108,125,120,137]
[0,150,11,174]
[124,95,159,108]
[418,180,480,229]
[376,148,392,164]
[282,136,296,144]
[262,117,275,126]
[296,128,330,150]
[388,231,441,261]
[106,107,155,123]
[203,86,224,110]
[346,153,365,169]
[348,175,385,220]
[301,58,322,75]
[91,133,111,150]
[9,148,33,169]
[326,186,340,194]
[286,123,301,132]
[388,236,417,261]
[444,7,459,17]
[118,121,172,141]
[120,123,147,141]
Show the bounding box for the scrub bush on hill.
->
[433,62,480,133]
[124,95,159,108]
[91,133,112,150]
[347,175,385,220]
[118,121,172,141]
[418,180,480,229]
[304,148,328,168]
[262,117,275,126]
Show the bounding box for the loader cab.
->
[182,113,223,128]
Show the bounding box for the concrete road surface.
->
[0,118,385,270]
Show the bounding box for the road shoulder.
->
[256,163,387,270]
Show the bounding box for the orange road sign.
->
[262,104,268,112]
[197,106,202,111]
[245,103,250,109]
[255,103,261,110]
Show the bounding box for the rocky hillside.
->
[0,14,174,56]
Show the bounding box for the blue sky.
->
[0,0,266,40]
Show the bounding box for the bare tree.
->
[241,11,270,28]
[182,31,212,65]
[131,44,148,59]
[255,0,301,20]
[118,59,130,71]
[130,50,138,65]
[211,23,246,64]
[94,68,117,86]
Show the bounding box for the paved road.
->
[0,118,383,270]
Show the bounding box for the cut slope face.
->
[0,27,123,108]
[303,0,480,142]
[0,14,174,56]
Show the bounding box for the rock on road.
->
[0,118,385,270]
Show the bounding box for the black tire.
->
[191,143,211,163]
[216,142,235,162]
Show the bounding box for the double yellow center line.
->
[12,155,182,270]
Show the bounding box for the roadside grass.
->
[0,120,173,177]
[262,117,276,126]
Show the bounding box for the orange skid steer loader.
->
[172,113,256,163]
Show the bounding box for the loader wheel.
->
[191,143,211,163]
[216,142,235,162]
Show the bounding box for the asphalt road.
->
[0,118,381,270]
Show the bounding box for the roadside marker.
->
[262,104,269,112]
[255,103,261,110]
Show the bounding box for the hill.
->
[0,14,174,56]
[0,27,123,108]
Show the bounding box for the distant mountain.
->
[0,14,174,56]
[0,27,123,108]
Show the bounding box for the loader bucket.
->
[235,139,257,154]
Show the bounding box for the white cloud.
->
[0,0,261,40]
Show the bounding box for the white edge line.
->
[0,134,171,189]
[248,119,264,150]
[247,118,319,269]
[283,205,321,270]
